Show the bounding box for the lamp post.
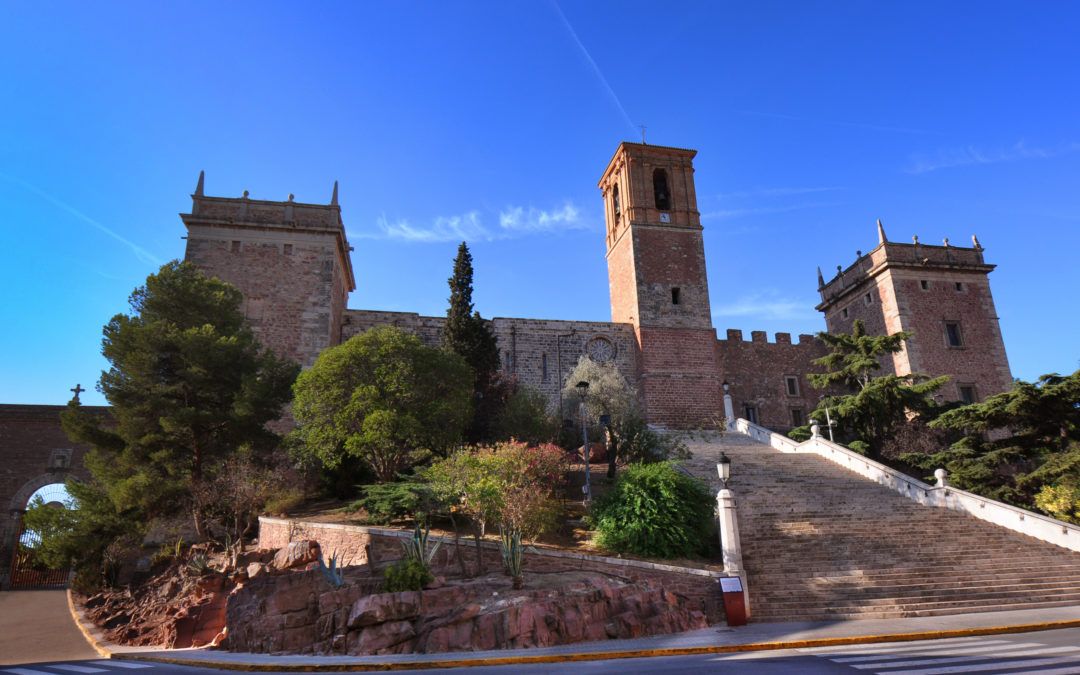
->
[576,381,591,504]
[716,451,731,489]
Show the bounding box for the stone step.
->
[752,567,1080,589]
[752,598,1080,622]
[754,580,1080,604]
[754,591,1080,615]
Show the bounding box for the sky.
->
[2,1,1078,407]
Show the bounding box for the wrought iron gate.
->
[8,520,70,589]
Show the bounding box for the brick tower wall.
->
[182,191,355,368]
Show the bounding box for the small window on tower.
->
[955,282,964,292]
[231,240,241,253]
[920,280,930,290]
[785,376,800,397]
[842,307,849,319]
[864,292,872,305]
[653,168,671,211]
[541,353,548,382]
[959,385,977,404]
[945,321,963,348]
[671,287,681,305]
[790,409,804,428]
[283,243,293,255]
[612,184,621,217]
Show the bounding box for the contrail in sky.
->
[0,173,163,266]
[551,1,637,134]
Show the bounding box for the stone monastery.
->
[181,141,1013,429]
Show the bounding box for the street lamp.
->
[722,381,730,394]
[818,395,836,442]
[576,381,591,504]
[716,452,731,489]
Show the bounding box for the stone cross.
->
[639,125,647,145]
[70,383,85,403]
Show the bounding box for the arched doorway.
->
[7,479,74,589]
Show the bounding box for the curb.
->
[107,618,1080,672]
[66,589,113,659]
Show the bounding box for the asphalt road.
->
[0,590,98,665]
[6,616,1080,674]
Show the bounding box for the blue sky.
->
[2,2,1078,406]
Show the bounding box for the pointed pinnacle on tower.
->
[876,218,888,244]
[331,180,339,206]
[817,266,825,288]
[972,234,982,250]
[194,170,205,197]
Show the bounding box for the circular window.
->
[586,336,616,363]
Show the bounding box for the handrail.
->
[732,418,1080,554]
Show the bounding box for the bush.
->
[383,559,432,592]
[349,481,433,524]
[492,384,559,445]
[787,425,812,442]
[589,462,714,559]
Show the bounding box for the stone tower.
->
[180,174,355,367]
[816,223,1012,403]
[599,142,722,427]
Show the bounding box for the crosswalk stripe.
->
[802,637,995,654]
[886,654,1080,675]
[850,645,1080,670]
[830,640,1022,662]
[4,669,55,675]
[87,665,151,670]
[1007,667,1080,675]
[47,666,107,673]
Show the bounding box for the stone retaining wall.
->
[257,517,723,621]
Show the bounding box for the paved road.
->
[7,627,1080,673]
[0,591,97,665]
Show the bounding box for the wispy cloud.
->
[713,291,818,321]
[714,186,845,200]
[0,173,163,266]
[701,202,841,221]
[738,109,936,135]
[499,203,585,232]
[354,203,591,243]
[905,140,1080,174]
[551,1,637,133]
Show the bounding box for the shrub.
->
[383,559,432,592]
[589,462,714,559]
[263,488,306,516]
[787,425,812,442]
[1035,482,1080,524]
[349,481,433,524]
[492,384,559,445]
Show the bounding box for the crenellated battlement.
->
[818,221,992,307]
[719,329,818,346]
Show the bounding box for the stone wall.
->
[257,517,723,621]
[715,331,828,433]
[342,310,638,416]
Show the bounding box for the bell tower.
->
[599,142,721,427]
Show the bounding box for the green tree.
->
[61,261,298,537]
[906,371,1080,507]
[291,325,473,482]
[491,382,559,445]
[562,356,687,478]
[802,320,947,455]
[444,242,502,442]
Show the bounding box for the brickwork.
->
[716,331,828,432]
[181,185,355,368]
[0,404,102,586]
[819,233,1012,401]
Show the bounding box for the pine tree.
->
[444,242,502,442]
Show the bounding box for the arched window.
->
[653,169,671,211]
[612,184,621,217]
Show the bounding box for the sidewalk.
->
[76,602,1080,671]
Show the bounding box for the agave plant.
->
[499,527,524,589]
[186,552,213,576]
[401,522,442,570]
[317,550,345,588]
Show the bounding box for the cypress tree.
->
[444,242,501,442]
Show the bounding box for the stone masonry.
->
[172,142,1014,430]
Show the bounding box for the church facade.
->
[181,141,1014,430]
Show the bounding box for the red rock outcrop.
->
[225,570,709,655]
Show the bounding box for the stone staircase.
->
[683,432,1080,622]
